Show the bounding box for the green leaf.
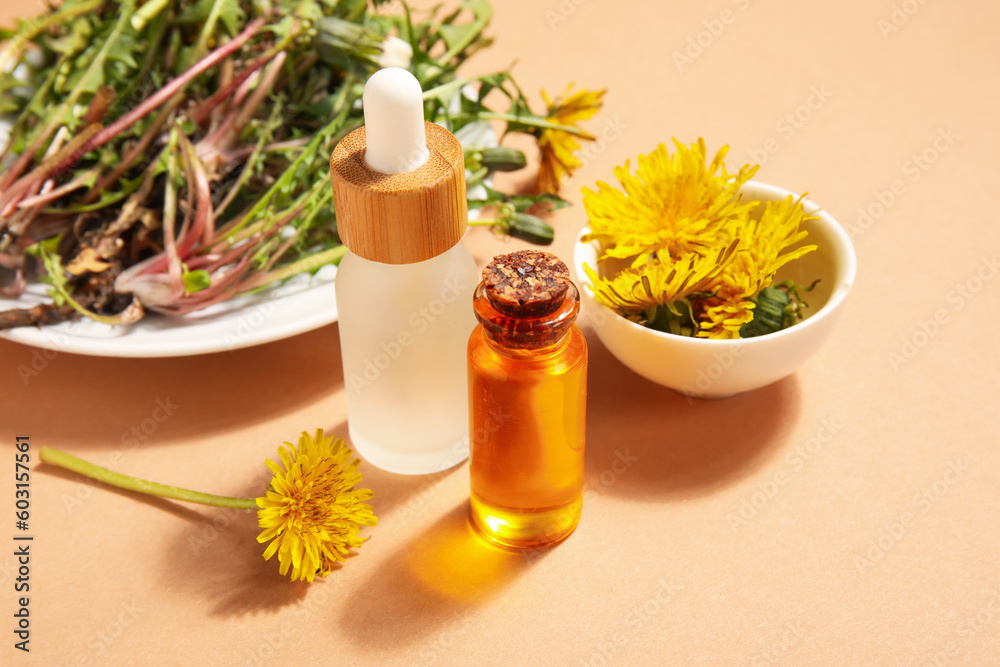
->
[466,184,507,209]
[0,71,29,112]
[439,23,477,54]
[24,236,61,259]
[217,0,248,36]
[332,0,368,20]
[25,236,70,306]
[105,29,141,69]
[177,117,197,135]
[45,18,92,56]
[183,268,212,294]
[54,3,135,116]
[435,0,492,66]
[290,95,337,120]
[175,0,217,24]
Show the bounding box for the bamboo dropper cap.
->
[329,70,467,265]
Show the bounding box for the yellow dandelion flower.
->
[696,196,818,339]
[256,429,377,582]
[537,84,605,194]
[713,196,816,299]
[696,297,757,339]
[584,241,738,319]
[37,428,377,585]
[580,138,821,339]
[581,139,758,267]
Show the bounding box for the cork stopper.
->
[483,250,570,317]
[329,122,467,265]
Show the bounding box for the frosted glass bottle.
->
[329,68,478,474]
[335,244,477,474]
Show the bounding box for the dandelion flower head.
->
[581,139,819,339]
[537,84,605,194]
[582,139,758,267]
[696,196,818,338]
[256,429,377,582]
[584,241,737,320]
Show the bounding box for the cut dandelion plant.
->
[0,0,605,330]
[40,429,376,583]
[468,83,605,243]
[582,139,819,339]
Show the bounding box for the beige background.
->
[2,0,999,664]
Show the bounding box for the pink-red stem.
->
[2,17,266,211]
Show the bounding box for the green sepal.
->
[644,300,696,336]
[740,286,789,338]
[740,279,819,338]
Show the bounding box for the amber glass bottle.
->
[467,250,587,549]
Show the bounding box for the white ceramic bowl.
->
[573,181,857,398]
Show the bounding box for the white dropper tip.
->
[362,67,430,174]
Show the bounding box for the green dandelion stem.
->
[478,111,594,138]
[465,167,489,189]
[239,244,347,293]
[39,447,258,510]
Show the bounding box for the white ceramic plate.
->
[0,115,495,357]
[0,266,339,357]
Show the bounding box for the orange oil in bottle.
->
[467,272,587,550]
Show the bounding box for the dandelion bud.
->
[507,212,554,245]
[479,146,527,172]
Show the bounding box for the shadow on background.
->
[356,457,468,524]
[34,418,388,618]
[161,472,312,616]
[584,334,801,500]
[0,323,344,448]
[340,503,547,650]
[327,417,471,521]
[39,458,312,615]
